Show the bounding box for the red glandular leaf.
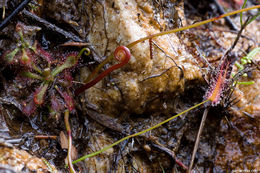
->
[22,99,37,116]
[62,92,74,112]
[61,52,78,62]
[51,95,63,112]
[56,87,74,111]
[204,53,237,106]
[36,44,53,63]
[3,48,20,64]
[63,70,73,87]
[34,83,49,105]
[51,54,78,77]
[20,49,33,68]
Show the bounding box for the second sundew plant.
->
[3,23,90,116]
[72,4,260,170]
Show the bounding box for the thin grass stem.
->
[72,100,209,164]
[127,5,260,48]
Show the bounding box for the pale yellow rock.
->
[82,0,203,115]
[0,147,57,173]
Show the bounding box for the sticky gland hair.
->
[205,54,236,105]
[206,63,228,105]
[74,46,131,95]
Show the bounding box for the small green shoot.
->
[235,81,255,85]
[42,158,57,173]
[5,48,20,63]
[235,47,260,78]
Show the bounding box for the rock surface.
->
[0,146,57,173]
[81,0,203,116]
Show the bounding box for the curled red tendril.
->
[75,46,131,95]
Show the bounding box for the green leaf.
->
[34,83,49,105]
[246,11,260,26]
[236,81,255,85]
[51,55,78,77]
[20,49,31,65]
[21,71,43,80]
[244,47,260,61]
[5,48,20,63]
[240,0,247,26]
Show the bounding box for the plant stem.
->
[64,110,76,173]
[77,47,90,58]
[75,46,131,95]
[72,100,209,164]
[83,54,114,83]
[188,107,209,172]
[240,0,248,26]
[126,5,260,48]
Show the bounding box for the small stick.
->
[151,142,188,170]
[141,66,174,82]
[213,0,239,31]
[60,42,90,47]
[86,109,125,133]
[22,10,82,42]
[0,0,32,30]
[149,38,153,59]
[42,158,55,173]
[34,135,57,140]
[188,107,209,172]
